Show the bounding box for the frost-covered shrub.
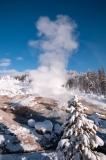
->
[57,96,105,160]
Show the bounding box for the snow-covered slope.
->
[0,75,105,108]
[68,89,106,110]
[0,75,106,160]
[0,75,28,97]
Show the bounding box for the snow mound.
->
[89,113,100,126]
[28,119,36,127]
[54,124,62,135]
[35,120,53,133]
[0,135,5,146]
[98,152,106,160]
[94,135,104,146]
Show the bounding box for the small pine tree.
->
[57,96,105,160]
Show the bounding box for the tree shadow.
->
[97,131,106,143]
[93,131,106,155]
[12,106,62,125]
[99,120,106,129]
[0,123,24,154]
[39,102,58,110]
[6,151,57,160]
[0,123,55,159]
[3,99,65,151]
[4,99,66,125]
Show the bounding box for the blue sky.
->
[0,0,106,75]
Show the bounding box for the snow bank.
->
[68,89,106,110]
[0,135,5,146]
[0,75,29,97]
[35,120,53,133]
[89,113,100,126]
[54,124,62,135]
[98,152,106,160]
[95,135,104,146]
[78,92,106,109]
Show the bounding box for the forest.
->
[67,67,106,96]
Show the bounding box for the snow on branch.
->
[57,96,105,160]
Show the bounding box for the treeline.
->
[14,74,32,83]
[14,74,28,81]
[66,67,106,96]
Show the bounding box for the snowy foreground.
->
[0,151,58,160]
[0,76,106,160]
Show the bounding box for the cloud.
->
[0,58,11,67]
[16,57,23,61]
[0,69,29,76]
[27,15,79,101]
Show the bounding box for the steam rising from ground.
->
[27,15,78,101]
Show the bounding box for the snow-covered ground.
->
[0,151,58,160]
[11,95,38,107]
[0,75,106,108]
[68,89,106,110]
[0,75,29,97]
[0,75,106,159]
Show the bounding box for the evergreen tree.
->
[101,67,106,95]
[98,67,106,95]
[57,96,105,160]
[67,68,106,96]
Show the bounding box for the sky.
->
[0,0,106,76]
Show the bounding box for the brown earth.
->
[0,95,106,154]
[0,95,61,154]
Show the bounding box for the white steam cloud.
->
[28,15,78,99]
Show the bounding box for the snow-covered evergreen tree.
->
[57,96,105,160]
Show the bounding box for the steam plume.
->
[28,15,78,99]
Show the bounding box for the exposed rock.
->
[36,129,44,135]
